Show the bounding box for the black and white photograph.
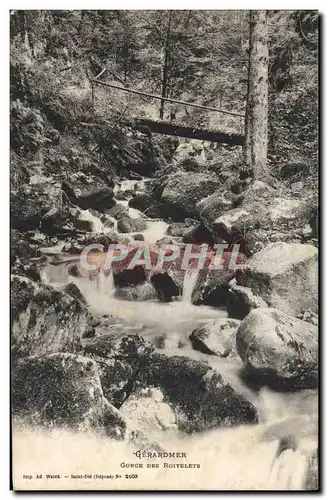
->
[9,8,319,491]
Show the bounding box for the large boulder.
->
[189,318,240,357]
[63,282,87,304]
[106,203,129,220]
[160,171,221,220]
[11,180,66,232]
[145,354,258,433]
[226,279,268,320]
[84,335,155,408]
[197,189,235,227]
[83,335,258,432]
[149,245,245,304]
[191,268,235,307]
[62,182,115,212]
[40,207,77,236]
[150,164,180,199]
[11,275,88,357]
[128,193,164,218]
[236,242,318,317]
[83,332,126,359]
[190,248,246,307]
[236,308,318,388]
[182,223,220,245]
[12,353,126,438]
[213,182,315,255]
[95,356,135,408]
[150,270,184,302]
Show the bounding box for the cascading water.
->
[112,178,169,240]
[181,268,199,303]
[37,177,317,491]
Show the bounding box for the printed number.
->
[125,474,138,479]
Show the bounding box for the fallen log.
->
[134,118,245,146]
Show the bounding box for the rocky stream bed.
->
[11,146,318,490]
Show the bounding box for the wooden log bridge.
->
[134,118,245,146]
[92,76,245,145]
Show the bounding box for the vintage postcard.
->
[10,9,318,491]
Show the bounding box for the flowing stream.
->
[39,176,318,490]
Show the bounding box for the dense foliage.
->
[10,9,318,187]
[268,11,318,184]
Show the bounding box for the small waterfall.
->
[182,268,199,303]
[96,270,115,298]
[70,270,116,314]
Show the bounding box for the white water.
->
[12,420,316,490]
[141,219,169,244]
[182,268,199,303]
[70,183,169,244]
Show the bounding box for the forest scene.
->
[10,10,318,491]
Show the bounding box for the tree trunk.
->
[245,10,269,179]
[159,12,173,119]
